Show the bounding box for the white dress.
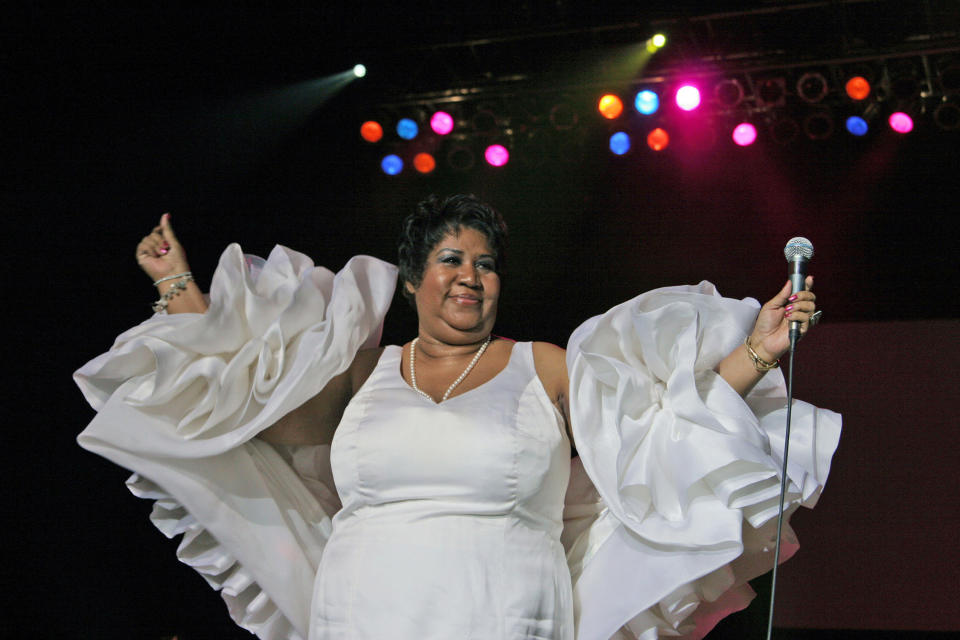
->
[312,343,572,639]
[75,244,841,640]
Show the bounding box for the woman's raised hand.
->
[135,213,190,283]
[748,276,817,363]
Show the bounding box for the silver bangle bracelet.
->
[153,271,193,287]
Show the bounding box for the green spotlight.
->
[645,34,667,53]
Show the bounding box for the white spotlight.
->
[353,64,366,78]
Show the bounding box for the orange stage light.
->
[845,76,871,101]
[647,128,670,151]
[598,94,624,119]
[413,152,436,174]
[360,121,383,142]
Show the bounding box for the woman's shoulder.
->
[530,341,568,398]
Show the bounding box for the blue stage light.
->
[845,116,868,136]
[609,132,631,155]
[396,118,419,140]
[381,154,403,175]
[635,90,659,115]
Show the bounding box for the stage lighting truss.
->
[359,50,959,173]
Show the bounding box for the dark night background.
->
[6,2,959,638]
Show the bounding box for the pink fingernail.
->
[785,304,794,312]
[788,294,798,302]
[785,311,792,317]
[159,247,169,255]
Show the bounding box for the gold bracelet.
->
[745,336,780,372]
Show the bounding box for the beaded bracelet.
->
[744,335,780,371]
[152,273,195,313]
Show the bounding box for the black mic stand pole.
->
[765,326,800,640]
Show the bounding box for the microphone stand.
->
[765,327,800,640]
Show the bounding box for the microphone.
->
[784,237,814,341]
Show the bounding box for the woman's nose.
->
[458,264,480,286]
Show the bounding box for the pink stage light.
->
[484,144,509,167]
[888,112,914,134]
[430,111,454,135]
[732,123,757,146]
[675,85,701,111]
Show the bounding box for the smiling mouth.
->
[449,295,481,304]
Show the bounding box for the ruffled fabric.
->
[564,281,841,640]
[76,245,397,639]
[78,250,840,640]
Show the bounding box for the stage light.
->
[845,76,871,101]
[353,64,367,78]
[609,132,631,155]
[732,123,757,146]
[484,144,509,167]
[933,100,960,130]
[360,120,383,143]
[888,112,914,133]
[770,117,800,145]
[713,79,744,108]
[430,111,454,135]
[645,33,667,53]
[797,72,829,103]
[845,116,869,136]
[675,85,701,111]
[397,118,419,140]
[413,152,436,174]
[634,90,660,115]
[757,77,786,107]
[647,128,670,151]
[598,94,624,119]
[939,60,960,94]
[380,154,403,175]
[472,106,498,135]
[447,145,475,171]
[803,109,835,140]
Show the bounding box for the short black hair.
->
[398,194,508,303]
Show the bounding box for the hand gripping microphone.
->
[784,237,814,343]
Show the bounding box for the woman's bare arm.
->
[258,347,384,446]
[532,341,574,450]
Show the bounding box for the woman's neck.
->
[413,333,493,360]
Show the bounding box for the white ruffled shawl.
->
[75,245,840,640]
[564,284,840,639]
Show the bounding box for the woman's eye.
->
[441,256,461,265]
[477,261,496,271]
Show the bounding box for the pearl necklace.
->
[409,335,492,403]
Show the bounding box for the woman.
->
[76,195,839,640]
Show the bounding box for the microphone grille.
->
[784,236,814,260]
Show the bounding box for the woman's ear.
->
[405,281,416,294]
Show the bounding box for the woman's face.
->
[406,226,500,344]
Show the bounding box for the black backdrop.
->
[7,4,959,638]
